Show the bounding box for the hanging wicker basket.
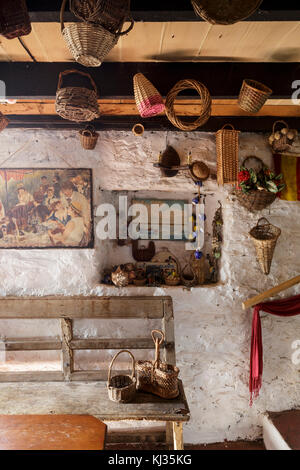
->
[0,0,31,39]
[79,125,99,149]
[216,124,240,185]
[191,0,262,25]
[269,120,295,153]
[249,217,281,275]
[107,349,136,403]
[61,0,133,67]
[238,79,272,114]
[55,69,100,123]
[165,79,211,131]
[133,73,165,118]
[0,112,9,132]
[136,330,180,399]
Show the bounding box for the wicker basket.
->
[136,330,179,399]
[181,264,197,288]
[165,79,211,131]
[191,0,262,25]
[249,217,281,275]
[55,69,100,123]
[238,79,272,114]
[133,73,165,118]
[0,112,9,132]
[79,125,99,149]
[61,0,132,67]
[270,120,293,153]
[216,124,240,185]
[0,0,31,39]
[107,349,136,403]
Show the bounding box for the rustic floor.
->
[106,440,266,450]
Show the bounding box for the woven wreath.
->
[165,79,211,131]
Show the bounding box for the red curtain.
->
[250,293,300,405]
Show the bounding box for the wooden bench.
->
[0,295,190,450]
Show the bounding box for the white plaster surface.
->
[0,129,299,444]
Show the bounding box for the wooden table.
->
[0,415,107,450]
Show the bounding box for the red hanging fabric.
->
[249,293,300,405]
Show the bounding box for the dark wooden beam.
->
[27,1,300,22]
[5,115,300,133]
[1,62,299,100]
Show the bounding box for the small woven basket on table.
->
[234,156,277,212]
[107,349,136,403]
[216,124,240,185]
[79,125,99,149]
[191,0,262,25]
[249,217,281,275]
[238,79,272,114]
[61,0,134,67]
[165,79,211,131]
[136,329,180,399]
[0,0,31,39]
[133,73,165,118]
[55,69,100,122]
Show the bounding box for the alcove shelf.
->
[96,282,222,290]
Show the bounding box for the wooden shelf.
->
[96,282,221,290]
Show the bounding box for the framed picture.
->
[0,168,94,249]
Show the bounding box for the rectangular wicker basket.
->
[216,124,240,185]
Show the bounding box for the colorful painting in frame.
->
[0,168,93,249]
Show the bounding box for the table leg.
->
[172,421,184,450]
[166,422,173,450]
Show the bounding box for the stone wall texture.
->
[0,128,299,444]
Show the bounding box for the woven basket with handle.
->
[249,217,281,275]
[55,69,100,123]
[216,124,240,185]
[79,125,99,149]
[107,349,136,403]
[270,120,293,153]
[133,73,165,118]
[0,0,31,39]
[61,0,133,67]
[136,330,179,399]
[191,0,262,25]
[238,79,272,114]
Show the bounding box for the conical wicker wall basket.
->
[133,73,165,118]
[249,218,281,275]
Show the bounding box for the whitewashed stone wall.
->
[0,128,299,444]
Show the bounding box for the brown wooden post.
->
[162,298,176,365]
[61,318,73,381]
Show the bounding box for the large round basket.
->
[235,189,277,213]
[249,218,281,275]
[216,124,240,185]
[0,0,31,39]
[133,73,165,118]
[55,69,100,123]
[238,79,272,114]
[107,349,136,403]
[191,0,262,25]
[165,79,211,131]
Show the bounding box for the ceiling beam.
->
[5,115,300,133]
[1,62,299,100]
[26,0,300,22]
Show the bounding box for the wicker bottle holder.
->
[136,330,180,399]
[0,0,31,39]
[55,69,100,123]
[107,349,136,403]
[79,125,99,150]
[0,112,9,132]
[234,156,277,212]
[133,73,165,118]
[61,0,134,67]
[216,124,240,185]
[165,79,211,131]
[238,79,272,114]
[249,218,281,275]
[270,120,293,153]
[191,0,262,25]
[190,252,205,285]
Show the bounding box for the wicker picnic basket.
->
[61,0,133,67]
[136,330,180,399]
[107,349,136,403]
[165,79,211,131]
[238,79,272,114]
[216,124,240,185]
[0,0,31,39]
[55,69,100,122]
[191,0,262,25]
[0,112,9,132]
[79,125,99,149]
[249,217,281,275]
[133,74,165,118]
